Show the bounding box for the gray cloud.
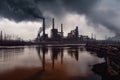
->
[0,0,43,22]
[87,0,120,34]
[61,0,120,35]
[62,0,98,14]
[65,0,120,35]
[0,0,120,36]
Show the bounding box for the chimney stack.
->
[43,18,45,39]
[91,33,93,39]
[61,24,63,32]
[52,18,54,29]
[61,24,63,37]
[0,31,2,40]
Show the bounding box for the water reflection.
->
[0,47,24,62]
[36,46,64,70]
[40,46,48,71]
[68,47,79,61]
[35,46,104,76]
[51,47,64,70]
[0,46,105,80]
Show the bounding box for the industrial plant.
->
[0,18,96,46]
[36,18,95,44]
[0,18,120,80]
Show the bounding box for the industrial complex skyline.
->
[0,0,120,40]
[0,17,115,40]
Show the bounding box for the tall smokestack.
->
[0,31,2,40]
[91,33,93,39]
[75,26,79,38]
[0,31,3,40]
[52,18,54,29]
[61,24,63,37]
[43,18,45,39]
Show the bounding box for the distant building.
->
[67,26,79,41]
[36,18,94,43]
[36,18,48,42]
[51,18,63,41]
[79,35,90,42]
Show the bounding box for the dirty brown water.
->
[0,45,105,80]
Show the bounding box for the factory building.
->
[42,18,48,40]
[36,18,48,42]
[67,26,79,41]
[51,18,63,41]
[79,35,90,42]
[36,17,92,43]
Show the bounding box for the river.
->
[0,45,105,80]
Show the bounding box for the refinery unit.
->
[36,18,95,43]
[0,18,95,46]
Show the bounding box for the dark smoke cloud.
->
[0,0,43,22]
[0,0,119,35]
[62,0,120,35]
[85,0,120,35]
[62,0,99,14]
[0,0,98,21]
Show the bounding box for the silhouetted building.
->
[79,35,90,42]
[36,17,93,43]
[36,18,48,42]
[67,26,79,41]
[51,18,63,41]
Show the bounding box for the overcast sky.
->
[0,0,119,40]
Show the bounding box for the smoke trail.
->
[38,27,43,34]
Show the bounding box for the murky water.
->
[0,45,105,80]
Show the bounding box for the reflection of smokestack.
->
[43,18,45,39]
[52,55,55,70]
[61,51,63,64]
[52,18,54,29]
